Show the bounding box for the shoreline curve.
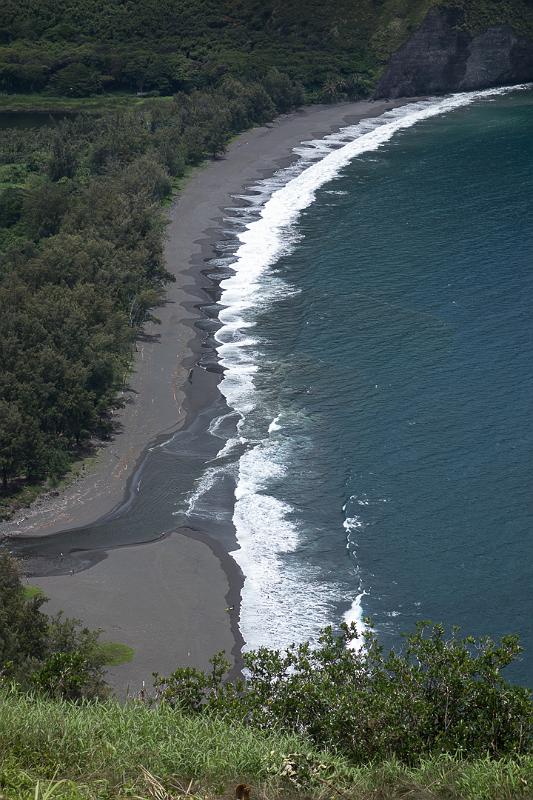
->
[4,98,415,695]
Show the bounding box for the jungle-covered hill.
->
[1,0,533,99]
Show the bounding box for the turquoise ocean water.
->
[196,86,533,682]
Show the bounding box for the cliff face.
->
[375,6,533,98]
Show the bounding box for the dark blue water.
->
[230,88,533,681]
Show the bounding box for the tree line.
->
[0,72,303,499]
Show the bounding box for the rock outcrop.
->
[375,6,533,98]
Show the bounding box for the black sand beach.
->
[3,98,412,694]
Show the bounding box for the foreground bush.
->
[154,623,533,764]
[1,687,533,799]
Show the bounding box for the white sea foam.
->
[210,84,530,651]
[268,414,282,434]
[344,591,368,651]
[207,412,239,439]
[343,515,364,532]
[235,443,347,650]
[209,436,240,461]
[185,462,235,521]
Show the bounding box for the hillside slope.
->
[1,1,532,99]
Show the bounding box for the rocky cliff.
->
[375,5,533,98]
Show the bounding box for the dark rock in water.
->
[375,6,533,98]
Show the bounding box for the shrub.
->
[0,554,107,700]
[154,622,532,764]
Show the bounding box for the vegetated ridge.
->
[1,1,533,99]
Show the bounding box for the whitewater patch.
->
[344,591,368,651]
[192,84,531,651]
[268,414,282,434]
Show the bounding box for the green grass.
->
[0,687,532,800]
[94,642,134,667]
[22,585,44,600]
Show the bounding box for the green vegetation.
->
[448,0,533,36]
[0,653,532,799]
[0,92,174,112]
[95,641,134,666]
[0,72,303,514]
[22,584,44,600]
[153,623,532,763]
[0,1,531,103]
[1,553,532,798]
[0,0,418,100]
[0,553,108,699]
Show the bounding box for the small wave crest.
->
[184,463,234,521]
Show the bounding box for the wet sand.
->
[4,98,413,694]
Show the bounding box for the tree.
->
[0,401,25,489]
[205,125,229,159]
[0,553,48,674]
[48,133,77,181]
[0,61,49,93]
[48,63,102,97]
[0,70,304,505]
[263,68,303,112]
[0,188,24,228]
[22,181,70,238]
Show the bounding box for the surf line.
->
[196,84,533,652]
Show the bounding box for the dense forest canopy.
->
[1,0,533,97]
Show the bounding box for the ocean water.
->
[188,85,533,681]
